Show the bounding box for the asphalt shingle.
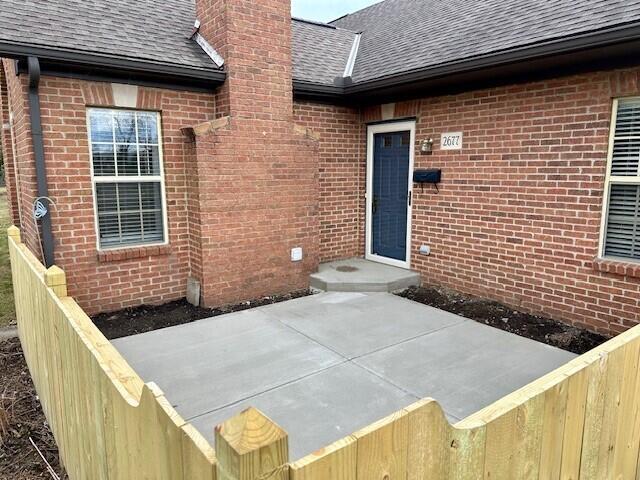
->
[1,0,639,88]
[332,0,640,84]
[0,0,216,71]
[292,19,357,85]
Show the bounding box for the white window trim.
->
[365,120,415,270]
[87,108,169,252]
[598,97,640,262]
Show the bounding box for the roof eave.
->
[343,22,640,96]
[292,22,640,100]
[0,42,226,91]
[292,79,345,101]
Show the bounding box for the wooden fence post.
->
[7,225,21,243]
[215,407,289,480]
[44,265,68,298]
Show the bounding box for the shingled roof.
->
[332,0,640,85]
[1,0,639,94]
[292,19,358,86]
[0,0,216,74]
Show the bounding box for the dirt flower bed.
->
[93,290,313,340]
[398,286,608,354]
[0,338,67,479]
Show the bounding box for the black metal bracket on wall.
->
[27,56,55,267]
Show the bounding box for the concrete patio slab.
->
[355,320,576,420]
[113,308,343,419]
[310,258,421,292]
[191,362,418,460]
[275,293,466,358]
[113,292,577,460]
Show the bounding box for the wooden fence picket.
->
[9,224,640,480]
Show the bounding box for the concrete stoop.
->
[310,257,421,293]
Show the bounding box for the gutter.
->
[0,42,226,90]
[292,80,345,101]
[27,57,55,267]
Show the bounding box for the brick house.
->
[1,0,639,335]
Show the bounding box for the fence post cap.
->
[45,265,66,280]
[216,407,287,455]
[44,266,67,297]
[7,225,20,241]
[215,407,289,480]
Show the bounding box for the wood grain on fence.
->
[8,227,217,479]
[10,224,640,480]
[290,321,640,480]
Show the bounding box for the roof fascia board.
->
[23,61,220,93]
[0,42,226,84]
[292,80,345,100]
[348,40,640,105]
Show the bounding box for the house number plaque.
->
[441,132,463,150]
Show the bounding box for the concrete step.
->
[310,258,421,293]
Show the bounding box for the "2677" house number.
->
[440,132,463,150]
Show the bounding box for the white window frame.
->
[598,97,640,262]
[87,108,169,251]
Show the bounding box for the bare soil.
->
[398,286,608,354]
[93,290,313,340]
[0,338,67,479]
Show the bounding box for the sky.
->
[291,0,383,23]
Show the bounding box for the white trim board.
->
[365,120,415,270]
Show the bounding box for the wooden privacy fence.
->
[8,227,218,479]
[9,224,640,479]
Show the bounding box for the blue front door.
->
[372,131,410,262]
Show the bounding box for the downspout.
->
[27,56,54,267]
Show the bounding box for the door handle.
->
[372,196,378,214]
[408,190,412,206]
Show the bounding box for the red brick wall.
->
[1,0,321,315]
[188,0,320,307]
[1,59,40,258]
[0,62,21,226]
[293,101,364,261]
[0,63,217,314]
[5,44,640,334]
[186,122,319,307]
[357,67,640,335]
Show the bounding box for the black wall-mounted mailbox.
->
[413,169,441,184]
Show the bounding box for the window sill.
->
[97,245,171,263]
[592,257,640,279]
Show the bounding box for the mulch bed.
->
[93,290,313,340]
[0,337,67,479]
[398,286,609,354]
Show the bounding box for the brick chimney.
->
[185,0,319,307]
[195,0,294,121]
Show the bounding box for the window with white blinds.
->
[601,99,640,261]
[88,109,167,249]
